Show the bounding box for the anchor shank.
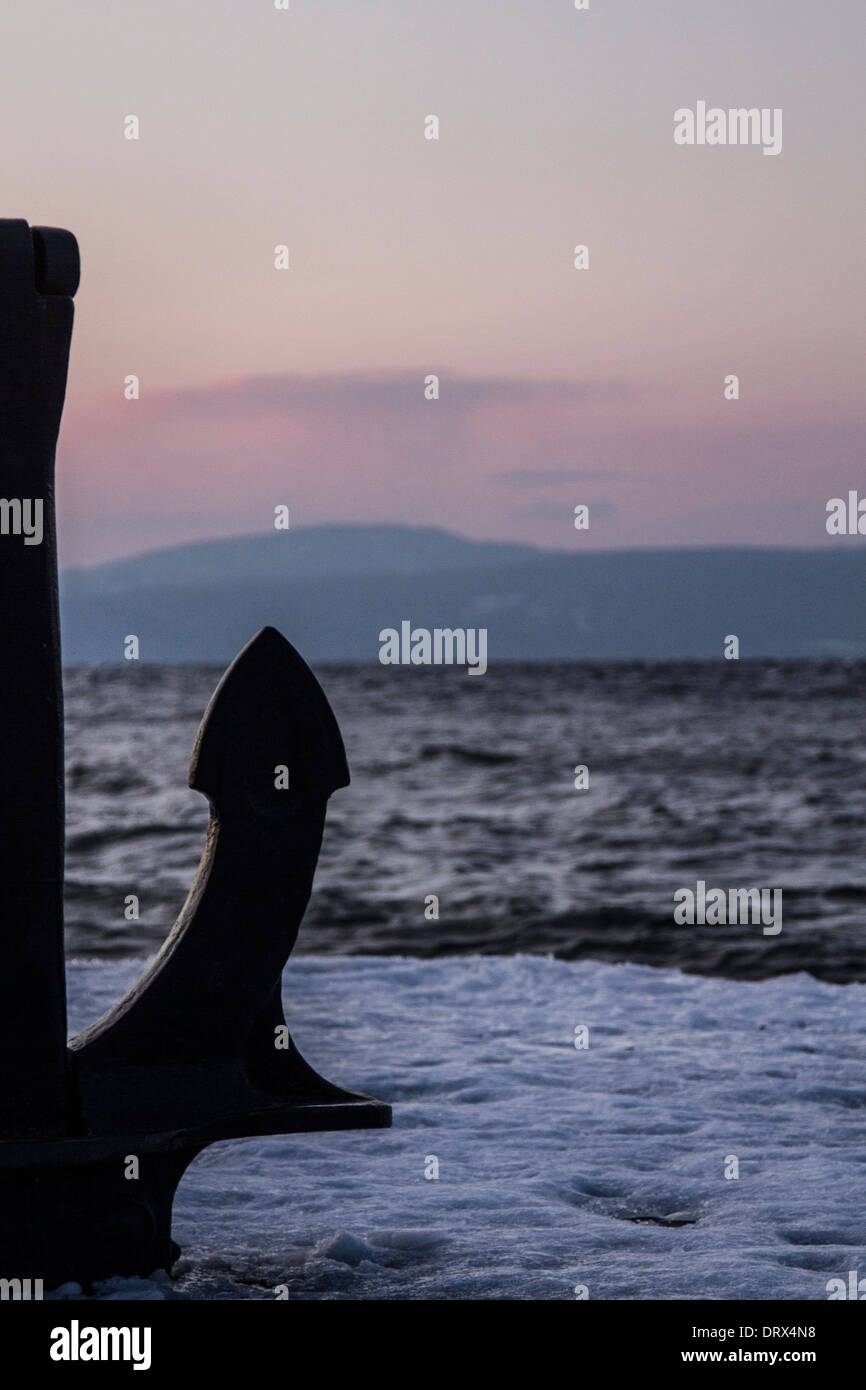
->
[0,221,79,1137]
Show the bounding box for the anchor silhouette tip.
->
[190,625,350,804]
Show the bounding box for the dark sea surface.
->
[63,661,866,982]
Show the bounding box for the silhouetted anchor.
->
[0,220,390,1288]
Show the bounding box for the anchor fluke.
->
[71,625,384,1138]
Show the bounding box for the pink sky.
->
[1,0,862,564]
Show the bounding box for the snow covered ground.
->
[55,954,866,1301]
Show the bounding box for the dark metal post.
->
[0,220,79,1137]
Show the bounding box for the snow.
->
[55,954,866,1301]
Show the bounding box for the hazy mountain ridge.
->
[59,525,866,662]
[62,525,537,595]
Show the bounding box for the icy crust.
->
[58,954,866,1301]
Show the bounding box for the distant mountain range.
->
[59,525,866,662]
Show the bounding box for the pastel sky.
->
[2,0,863,565]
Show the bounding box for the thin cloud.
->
[142,372,634,420]
[495,468,627,486]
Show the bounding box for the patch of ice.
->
[311,1231,389,1267]
[60,954,866,1301]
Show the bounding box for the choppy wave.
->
[62,660,866,982]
